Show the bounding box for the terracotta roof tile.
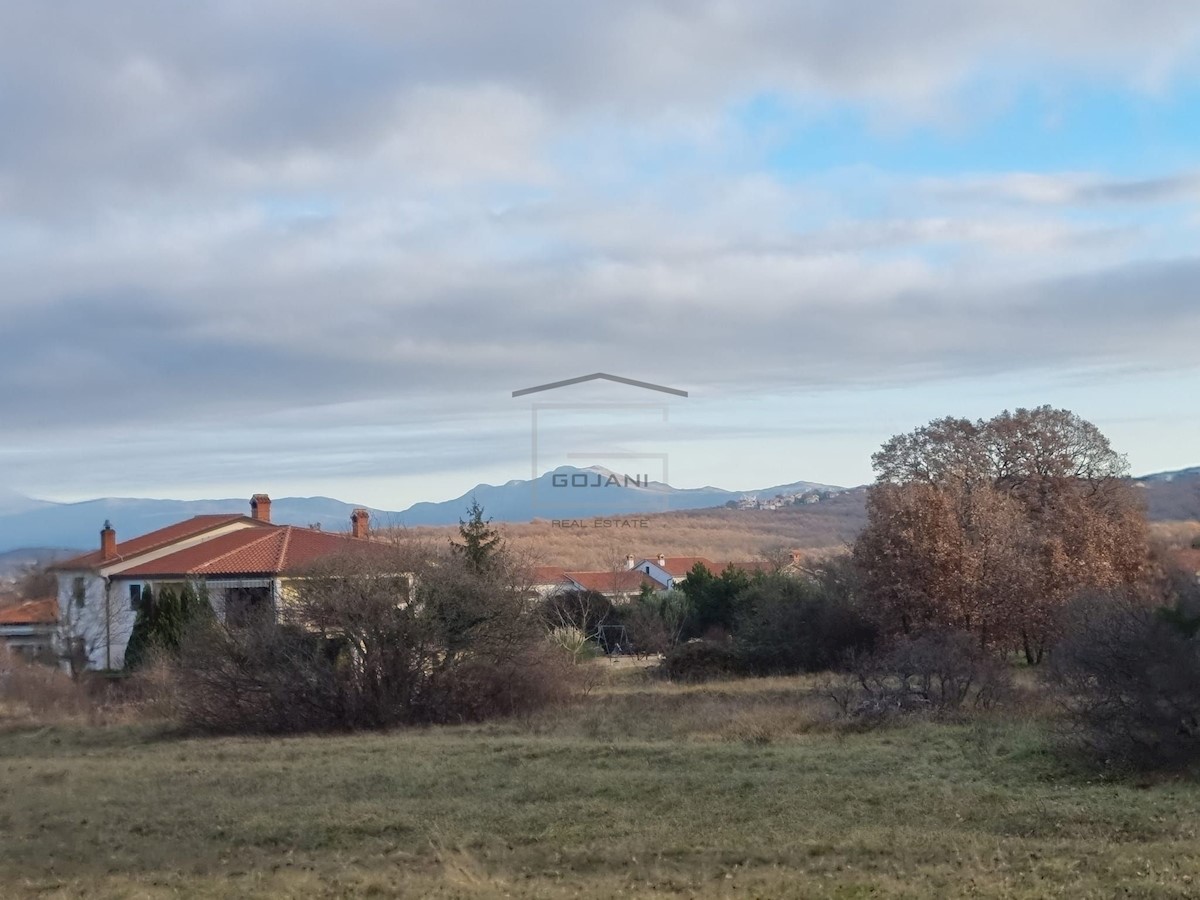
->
[531,566,569,584]
[52,515,264,571]
[1169,548,1200,574]
[0,598,59,626]
[113,527,374,579]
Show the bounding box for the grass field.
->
[2,667,1200,898]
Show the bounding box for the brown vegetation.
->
[381,490,868,569]
[854,407,1150,661]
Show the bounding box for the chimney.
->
[657,553,666,567]
[100,520,116,561]
[351,508,370,539]
[250,493,272,523]
[625,554,635,570]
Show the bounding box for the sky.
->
[2,1,1199,509]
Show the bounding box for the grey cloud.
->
[4,2,1200,210]
[929,171,1200,207]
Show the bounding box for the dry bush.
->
[174,542,579,734]
[0,647,170,726]
[661,640,744,682]
[1047,592,1200,771]
[0,648,91,722]
[825,631,1012,723]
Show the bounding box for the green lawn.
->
[1,671,1199,898]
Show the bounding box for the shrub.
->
[125,583,215,670]
[1047,592,1200,771]
[617,589,689,656]
[539,589,613,638]
[828,630,1011,722]
[547,625,599,663]
[173,541,576,734]
[735,575,877,675]
[661,640,743,682]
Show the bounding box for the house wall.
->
[0,624,60,662]
[634,562,677,589]
[54,572,136,670]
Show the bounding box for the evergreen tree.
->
[124,582,214,670]
[450,497,503,573]
[124,584,155,670]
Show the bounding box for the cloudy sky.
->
[2,2,1199,508]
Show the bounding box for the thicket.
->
[174,536,576,734]
[1047,581,1200,771]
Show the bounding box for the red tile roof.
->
[642,556,720,577]
[52,515,264,571]
[1169,548,1200,575]
[0,598,59,626]
[564,570,662,594]
[531,566,569,585]
[113,527,373,579]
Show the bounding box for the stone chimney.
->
[351,508,370,539]
[625,554,635,570]
[100,520,116,561]
[250,493,272,523]
[657,553,666,567]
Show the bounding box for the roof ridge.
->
[276,526,293,571]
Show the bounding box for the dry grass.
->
[1150,519,1200,548]
[3,662,1200,897]
[0,649,173,729]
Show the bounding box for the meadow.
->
[3,664,1199,898]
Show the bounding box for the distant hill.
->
[0,464,1194,554]
[0,547,78,580]
[0,467,843,553]
[0,496,390,554]
[1135,467,1200,521]
[395,465,841,526]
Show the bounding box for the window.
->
[72,577,86,608]
[129,583,143,610]
[225,586,273,627]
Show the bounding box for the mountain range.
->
[0,464,1195,555]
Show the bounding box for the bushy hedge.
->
[1047,593,1200,771]
[734,576,877,675]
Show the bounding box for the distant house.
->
[0,597,59,662]
[528,566,571,599]
[1169,548,1200,584]
[50,494,375,670]
[561,569,663,601]
[632,555,722,590]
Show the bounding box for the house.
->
[528,566,571,599]
[50,494,375,670]
[631,554,721,590]
[0,597,59,663]
[561,569,663,601]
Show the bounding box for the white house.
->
[50,494,374,670]
[630,555,721,590]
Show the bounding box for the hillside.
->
[394,489,870,569]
